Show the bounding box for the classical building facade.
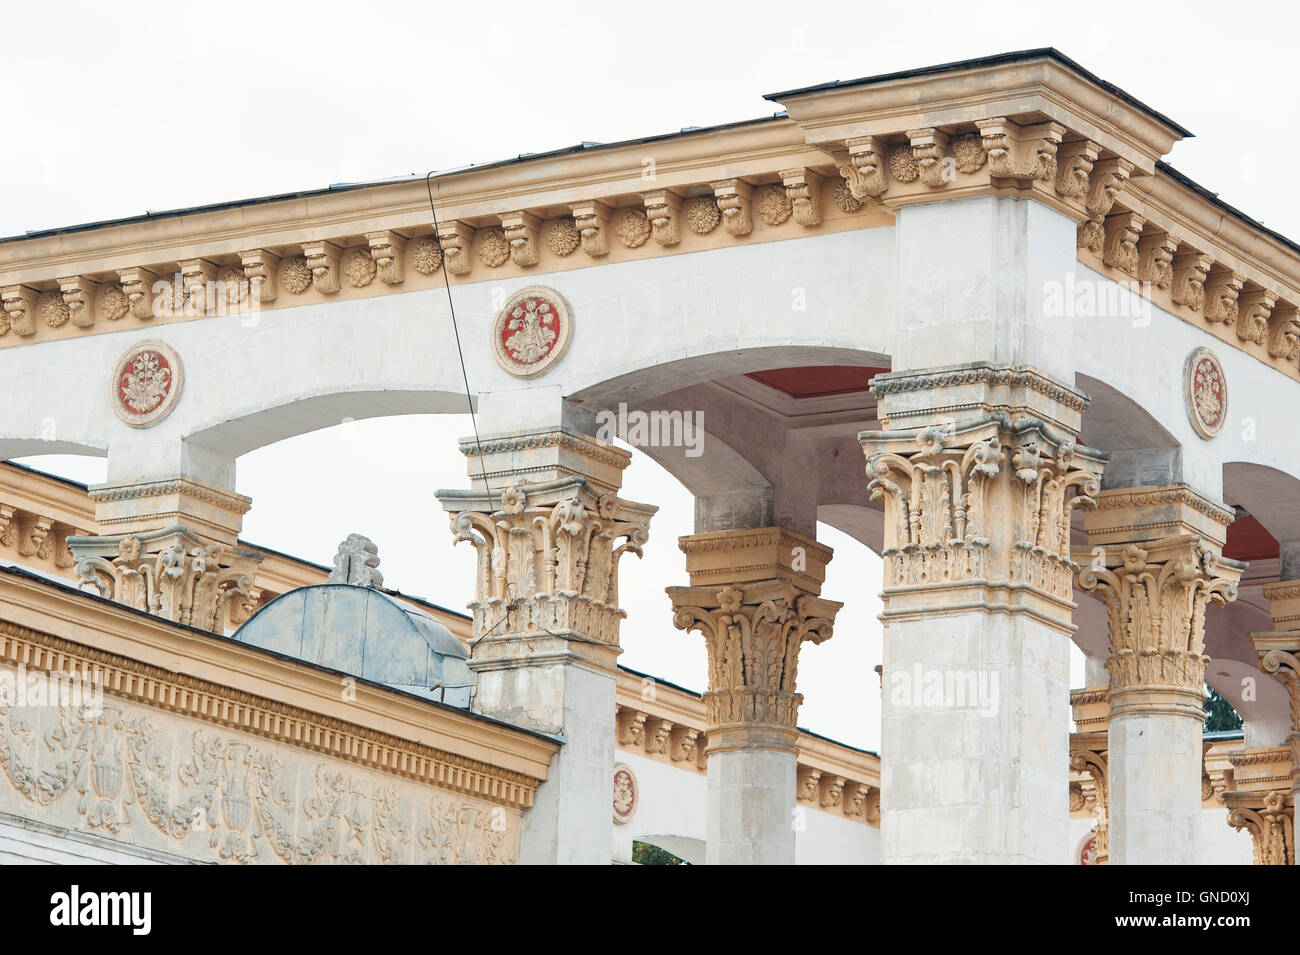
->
[0,49,1294,864]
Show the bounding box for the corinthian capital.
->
[69,526,262,632]
[666,527,840,733]
[440,478,653,647]
[860,365,1104,629]
[1227,790,1296,866]
[1077,486,1243,705]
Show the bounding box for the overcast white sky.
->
[6,0,1295,750]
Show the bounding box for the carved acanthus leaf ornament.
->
[1077,538,1240,694]
[863,419,1103,604]
[670,582,837,730]
[70,527,263,633]
[446,480,652,646]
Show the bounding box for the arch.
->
[186,388,472,459]
[1223,461,1300,547]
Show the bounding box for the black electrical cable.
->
[423,172,513,649]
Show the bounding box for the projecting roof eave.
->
[764,47,1190,175]
[764,47,1192,139]
[0,114,787,245]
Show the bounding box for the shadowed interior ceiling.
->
[745,365,889,399]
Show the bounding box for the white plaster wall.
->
[612,750,706,864]
[1199,806,1255,864]
[2,211,1298,501]
[613,750,878,865]
[1068,809,1255,865]
[795,802,880,865]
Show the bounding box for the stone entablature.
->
[4,53,1300,390]
[613,671,881,828]
[0,575,558,863]
[0,581,555,812]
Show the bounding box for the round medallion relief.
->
[1184,347,1227,439]
[491,286,573,378]
[112,340,184,428]
[613,763,638,825]
[1077,831,1098,866]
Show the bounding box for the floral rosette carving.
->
[832,179,863,213]
[280,256,312,295]
[217,266,249,306]
[615,209,651,248]
[887,145,919,183]
[545,218,580,257]
[755,185,792,226]
[343,248,377,288]
[99,285,130,321]
[475,228,510,268]
[410,237,443,275]
[39,291,69,328]
[685,197,720,234]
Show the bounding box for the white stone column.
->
[1077,485,1243,865]
[667,527,840,865]
[437,426,655,864]
[861,364,1106,864]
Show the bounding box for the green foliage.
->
[632,841,687,865]
[1204,686,1243,733]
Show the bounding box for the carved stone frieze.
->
[0,677,522,864]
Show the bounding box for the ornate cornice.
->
[88,476,252,514]
[1087,483,1236,529]
[869,363,1090,413]
[0,620,543,810]
[457,429,632,472]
